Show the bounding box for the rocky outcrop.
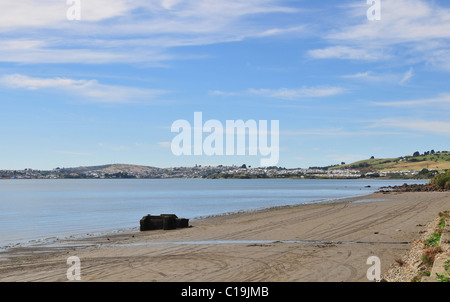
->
[140,214,189,231]
[378,183,447,193]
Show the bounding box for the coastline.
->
[0,181,396,252]
[1,191,449,282]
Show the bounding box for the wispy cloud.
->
[369,118,450,136]
[399,68,414,85]
[211,86,345,100]
[330,0,450,43]
[342,68,414,85]
[0,0,302,64]
[158,141,172,148]
[373,93,450,107]
[0,0,135,28]
[0,74,167,103]
[282,128,403,137]
[309,0,450,71]
[308,46,386,61]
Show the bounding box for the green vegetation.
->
[411,271,431,282]
[424,232,442,247]
[444,259,450,271]
[414,212,448,281]
[436,260,450,282]
[436,272,450,282]
[332,150,450,175]
[438,217,446,229]
[431,169,450,190]
[424,212,447,248]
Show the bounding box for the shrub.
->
[421,246,443,267]
[436,273,450,282]
[430,170,450,189]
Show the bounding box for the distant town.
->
[1,150,448,180]
[0,163,438,180]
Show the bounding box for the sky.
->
[1,0,450,170]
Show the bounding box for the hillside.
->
[58,164,161,174]
[333,151,450,173]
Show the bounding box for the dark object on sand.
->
[140,214,189,231]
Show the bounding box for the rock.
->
[140,214,189,231]
[377,183,444,193]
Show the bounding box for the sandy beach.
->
[0,191,449,282]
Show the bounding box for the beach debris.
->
[140,214,189,231]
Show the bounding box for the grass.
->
[444,259,450,271]
[332,151,450,172]
[411,271,431,282]
[436,273,450,282]
[438,217,446,229]
[424,232,443,247]
[415,212,449,281]
[436,260,450,282]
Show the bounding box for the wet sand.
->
[0,191,449,282]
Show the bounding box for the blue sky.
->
[1,0,450,170]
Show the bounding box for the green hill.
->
[333,151,450,173]
[58,164,160,174]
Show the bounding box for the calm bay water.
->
[0,178,427,249]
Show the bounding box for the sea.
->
[0,178,428,250]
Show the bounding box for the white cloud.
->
[211,86,345,100]
[310,0,450,71]
[399,68,414,85]
[373,93,450,107]
[282,128,402,137]
[425,49,450,72]
[248,87,344,99]
[342,68,414,85]
[209,90,239,97]
[158,141,172,148]
[255,25,306,37]
[370,118,450,136]
[330,0,450,43]
[0,0,302,64]
[0,74,167,103]
[0,0,136,28]
[308,46,386,61]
